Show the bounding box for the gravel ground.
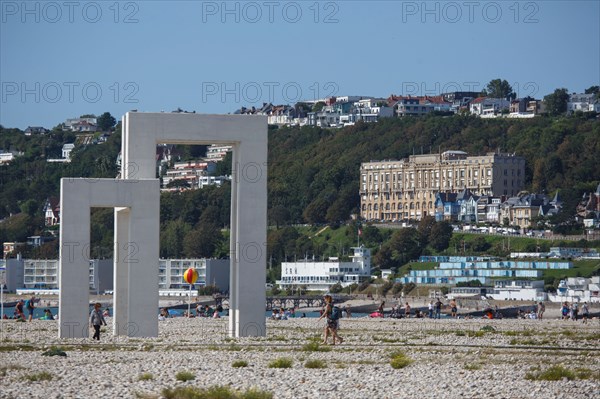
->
[0,317,598,399]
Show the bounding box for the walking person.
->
[581,302,589,324]
[428,300,434,318]
[537,301,545,320]
[25,296,36,322]
[434,298,442,319]
[90,303,107,340]
[318,294,343,345]
[450,299,457,318]
[404,302,411,318]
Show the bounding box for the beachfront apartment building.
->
[159,258,229,292]
[360,151,525,221]
[276,247,371,292]
[3,257,112,293]
[3,257,229,294]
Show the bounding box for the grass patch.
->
[526,365,576,381]
[463,363,482,371]
[509,338,552,346]
[25,371,53,382]
[301,341,331,352]
[480,325,496,332]
[304,359,326,369]
[138,372,154,381]
[232,360,249,368]
[175,371,196,382]
[389,351,412,369]
[268,357,293,369]
[525,366,598,381]
[0,364,25,376]
[162,385,273,399]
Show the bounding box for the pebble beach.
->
[0,314,598,399]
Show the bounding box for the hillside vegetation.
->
[1,115,599,263]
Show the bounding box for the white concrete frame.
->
[122,112,267,337]
[59,178,159,338]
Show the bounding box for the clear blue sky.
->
[1,0,599,129]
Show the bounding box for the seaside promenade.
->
[0,312,598,398]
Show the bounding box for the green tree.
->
[417,215,436,247]
[584,86,599,96]
[19,199,38,217]
[160,220,191,258]
[428,221,453,251]
[483,79,516,100]
[373,244,396,269]
[543,88,569,115]
[312,101,326,112]
[183,223,223,258]
[388,227,422,265]
[269,205,290,229]
[96,112,116,131]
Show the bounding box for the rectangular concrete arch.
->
[122,112,267,337]
[59,178,160,338]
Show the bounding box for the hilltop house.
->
[43,197,60,226]
[567,93,600,113]
[469,97,511,117]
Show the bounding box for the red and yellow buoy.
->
[183,268,198,285]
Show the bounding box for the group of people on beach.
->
[561,301,590,323]
[7,296,37,321]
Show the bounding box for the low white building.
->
[158,258,229,292]
[487,280,546,301]
[277,247,371,292]
[470,97,511,117]
[548,277,600,303]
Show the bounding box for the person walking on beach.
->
[404,302,411,318]
[89,303,107,341]
[428,300,434,318]
[537,302,545,320]
[581,302,589,324]
[318,294,343,345]
[450,299,457,318]
[25,296,35,321]
[434,298,442,319]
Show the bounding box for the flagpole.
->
[188,283,192,317]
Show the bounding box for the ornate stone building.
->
[360,151,525,221]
